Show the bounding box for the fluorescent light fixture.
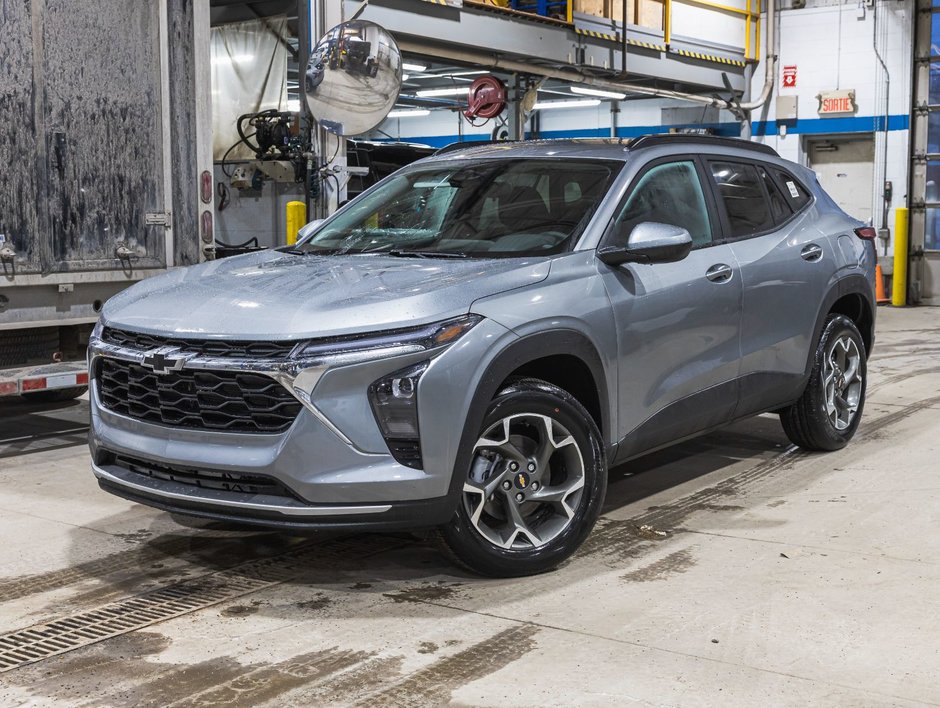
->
[570,85,626,100]
[211,53,253,65]
[532,98,601,110]
[402,62,428,72]
[402,73,410,81]
[387,109,431,118]
[415,87,470,98]
[448,70,488,77]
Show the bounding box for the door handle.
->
[705,263,733,282]
[801,243,823,261]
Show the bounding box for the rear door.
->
[600,157,743,461]
[42,0,168,272]
[709,159,831,415]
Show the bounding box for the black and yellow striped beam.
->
[673,47,747,67]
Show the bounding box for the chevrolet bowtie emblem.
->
[140,346,192,375]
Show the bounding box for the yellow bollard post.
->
[286,201,307,246]
[891,207,909,307]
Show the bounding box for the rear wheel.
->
[780,314,866,451]
[439,379,606,577]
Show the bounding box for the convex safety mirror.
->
[305,20,402,136]
[597,222,694,266]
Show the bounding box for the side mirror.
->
[597,222,694,266]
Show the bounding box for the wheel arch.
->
[805,274,876,379]
[445,329,612,504]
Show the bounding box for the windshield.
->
[296,158,620,257]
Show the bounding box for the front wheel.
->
[780,314,867,451]
[439,379,606,577]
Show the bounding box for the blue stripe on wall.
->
[381,114,909,148]
[752,114,909,136]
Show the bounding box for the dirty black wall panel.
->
[41,0,165,272]
[168,0,199,267]
[0,0,41,272]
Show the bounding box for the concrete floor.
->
[0,306,938,707]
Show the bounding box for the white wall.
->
[751,0,911,254]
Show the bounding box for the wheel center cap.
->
[513,471,531,490]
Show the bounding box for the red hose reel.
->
[463,75,507,120]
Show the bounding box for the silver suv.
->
[89,137,876,577]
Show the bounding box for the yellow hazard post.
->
[286,201,307,246]
[891,207,908,307]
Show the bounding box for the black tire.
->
[438,378,607,577]
[21,385,88,403]
[780,314,867,451]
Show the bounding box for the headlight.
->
[295,314,482,360]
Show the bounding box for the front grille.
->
[101,327,299,360]
[96,358,301,433]
[113,454,299,500]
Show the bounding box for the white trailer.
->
[0,0,213,399]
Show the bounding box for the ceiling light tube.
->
[402,62,428,72]
[415,87,470,98]
[532,98,601,110]
[570,85,626,100]
[387,109,431,118]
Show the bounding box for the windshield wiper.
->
[386,250,468,259]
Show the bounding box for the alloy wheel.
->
[823,334,863,431]
[462,413,585,550]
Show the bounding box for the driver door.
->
[598,157,744,461]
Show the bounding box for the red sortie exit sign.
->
[817,89,857,116]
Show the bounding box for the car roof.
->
[425,135,780,163]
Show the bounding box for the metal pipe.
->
[738,0,774,112]
[873,0,890,232]
[622,0,629,74]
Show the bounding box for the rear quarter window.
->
[772,168,812,211]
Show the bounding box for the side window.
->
[611,161,712,247]
[772,168,812,210]
[758,165,792,223]
[709,161,774,238]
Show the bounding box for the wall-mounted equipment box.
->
[776,95,798,122]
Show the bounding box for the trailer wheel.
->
[21,386,88,403]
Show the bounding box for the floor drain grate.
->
[0,536,395,673]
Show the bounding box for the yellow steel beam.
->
[745,0,751,58]
[664,0,672,45]
[755,0,760,58]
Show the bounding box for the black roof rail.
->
[433,139,521,155]
[629,134,779,157]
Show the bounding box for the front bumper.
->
[92,461,454,532]
[87,318,518,528]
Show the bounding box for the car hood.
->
[102,250,551,340]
